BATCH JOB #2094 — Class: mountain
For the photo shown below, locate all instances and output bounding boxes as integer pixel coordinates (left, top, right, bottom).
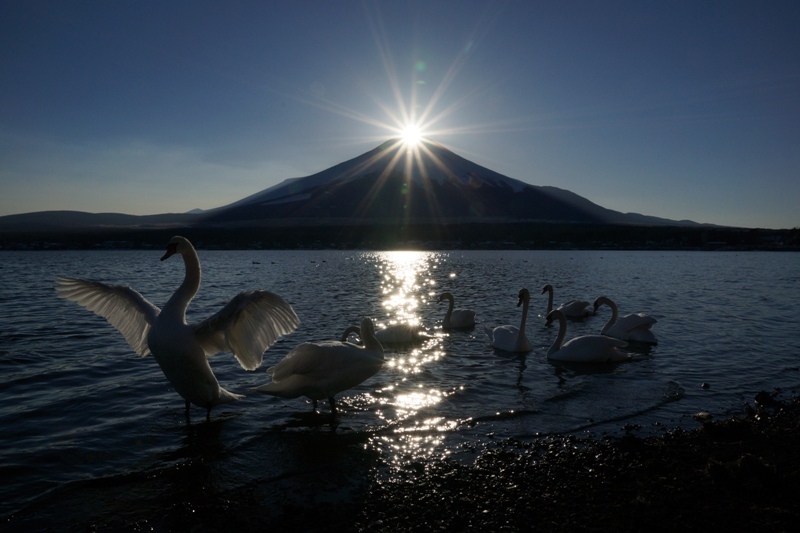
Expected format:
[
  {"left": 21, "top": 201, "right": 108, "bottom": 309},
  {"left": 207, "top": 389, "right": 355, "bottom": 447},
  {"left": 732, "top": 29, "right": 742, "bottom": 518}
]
[
  {"left": 0, "top": 139, "right": 706, "bottom": 237},
  {"left": 202, "top": 140, "right": 696, "bottom": 227},
  {"left": 0, "top": 210, "right": 199, "bottom": 233}
]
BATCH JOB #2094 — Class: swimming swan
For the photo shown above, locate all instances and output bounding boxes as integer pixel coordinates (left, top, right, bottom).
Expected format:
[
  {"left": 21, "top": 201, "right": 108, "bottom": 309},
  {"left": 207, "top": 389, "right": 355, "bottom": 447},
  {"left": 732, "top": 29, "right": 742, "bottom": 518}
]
[
  {"left": 340, "top": 325, "right": 362, "bottom": 343},
  {"left": 438, "top": 292, "right": 476, "bottom": 329},
  {"left": 484, "top": 288, "right": 533, "bottom": 353},
  {"left": 593, "top": 296, "right": 658, "bottom": 345},
  {"left": 374, "top": 322, "right": 432, "bottom": 345},
  {"left": 542, "top": 284, "right": 593, "bottom": 326},
  {"left": 253, "top": 317, "right": 384, "bottom": 413},
  {"left": 546, "top": 309, "right": 628, "bottom": 363},
  {"left": 56, "top": 235, "right": 299, "bottom": 420}
]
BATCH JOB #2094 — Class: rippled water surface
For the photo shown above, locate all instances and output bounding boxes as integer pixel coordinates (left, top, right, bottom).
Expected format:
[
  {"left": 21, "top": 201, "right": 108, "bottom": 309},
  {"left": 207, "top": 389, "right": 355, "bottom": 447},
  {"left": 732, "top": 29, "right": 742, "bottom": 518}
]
[{"left": 1, "top": 249, "right": 799, "bottom": 527}]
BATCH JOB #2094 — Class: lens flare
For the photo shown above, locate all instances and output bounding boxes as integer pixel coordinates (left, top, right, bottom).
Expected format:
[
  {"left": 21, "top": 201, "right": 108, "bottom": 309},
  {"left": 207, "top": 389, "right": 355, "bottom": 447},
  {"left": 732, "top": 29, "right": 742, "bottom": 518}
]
[{"left": 399, "top": 123, "right": 424, "bottom": 147}]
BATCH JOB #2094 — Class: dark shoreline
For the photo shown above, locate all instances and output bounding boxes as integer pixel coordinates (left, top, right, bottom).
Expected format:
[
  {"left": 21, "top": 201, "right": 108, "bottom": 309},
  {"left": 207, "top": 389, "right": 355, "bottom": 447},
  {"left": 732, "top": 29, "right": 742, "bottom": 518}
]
[
  {"left": 352, "top": 391, "right": 800, "bottom": 532},
  {"left": 46, "top": 390, "right": 795, "bottom": 532},
  {"left": 2, "top": 222, "right": 797, "bottom": 252}
]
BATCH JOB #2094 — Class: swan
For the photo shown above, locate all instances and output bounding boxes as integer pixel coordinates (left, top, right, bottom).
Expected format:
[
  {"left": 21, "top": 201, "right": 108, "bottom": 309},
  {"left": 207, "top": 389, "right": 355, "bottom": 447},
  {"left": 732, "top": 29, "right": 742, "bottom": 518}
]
[
  {"left": 593, "top": 296, "right": 658, "bottom": 345},
  {"left": 437, "top": 292, "right": 476, "bottom": 329},
  {"left": 253, "top": 317, "right": 384, "bottom": 413},
  {"left": 546, "top": 309, "right": 629, "bottom": 363},
  {"left": 56, "top": 235, "right": 299, "bottom": 420},
  {"left": 373, "top": 322, "right": 432, "bottom": 345},
  {"left": 340, "top": 325, "right": 361, "bottom": 343},
  {"left": 542, "top": 284, "right": 593, "bottom": 326},
  {"left": 484, "top": 288, "right": 533, "bottom": 353}
]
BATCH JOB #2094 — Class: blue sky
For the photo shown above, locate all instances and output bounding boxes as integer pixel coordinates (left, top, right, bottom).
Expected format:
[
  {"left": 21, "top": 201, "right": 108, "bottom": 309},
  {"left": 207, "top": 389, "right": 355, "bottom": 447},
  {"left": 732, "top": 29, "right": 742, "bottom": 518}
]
[{"left": 1, "top": 1, "right": 798, "bottom": 229}]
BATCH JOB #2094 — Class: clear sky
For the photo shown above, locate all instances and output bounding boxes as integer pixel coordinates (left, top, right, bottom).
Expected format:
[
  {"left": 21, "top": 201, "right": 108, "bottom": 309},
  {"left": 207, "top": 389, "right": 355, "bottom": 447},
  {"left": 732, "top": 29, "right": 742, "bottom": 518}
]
[{"left": 2, "top": 1, "right": 798, "bottom": 229}]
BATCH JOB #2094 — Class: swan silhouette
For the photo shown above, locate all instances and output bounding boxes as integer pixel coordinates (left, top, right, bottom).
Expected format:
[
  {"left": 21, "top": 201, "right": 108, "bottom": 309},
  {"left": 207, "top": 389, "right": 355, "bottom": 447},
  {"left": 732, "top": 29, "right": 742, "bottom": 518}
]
[
  {"left": 593, "top": 296, "right": 658, "bottom": 345},
  {"left": 253, "top": 317, "right": 384, "bottom": 413},
  {"left": 437, "top": 292, "right": 476, "bottom": 329},
  {"left": 340, "top": 325, "right": 362, "bottom": 343},
  {"left": 542, "top": 284, "right": 593, "bottom": 326},
  {"left": 546, "top": 309, "right": 628, "bottom": 363},
  {"left": 374, "top": 322, "right": 432, "bottom": 345},
  {"left": 56, "top": 236, "right": 299, "bottom": 420},
  {"left": 484, "top": 288, "right": 533, "bottom": 353}
]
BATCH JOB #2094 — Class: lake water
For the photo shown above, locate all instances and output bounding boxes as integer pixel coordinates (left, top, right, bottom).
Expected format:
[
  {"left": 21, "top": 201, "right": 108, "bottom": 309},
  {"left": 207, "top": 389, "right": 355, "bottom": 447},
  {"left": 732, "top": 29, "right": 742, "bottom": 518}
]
[{"left": 1, "top": 249, "right": 799, "bottom": 529}]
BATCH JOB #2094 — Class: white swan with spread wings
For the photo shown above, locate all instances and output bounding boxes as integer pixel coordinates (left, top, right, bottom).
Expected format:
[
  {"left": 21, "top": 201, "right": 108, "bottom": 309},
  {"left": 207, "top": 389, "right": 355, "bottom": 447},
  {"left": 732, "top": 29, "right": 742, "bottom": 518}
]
[{"left": 56, "top": 236, "right": 299, "bottom": 420}]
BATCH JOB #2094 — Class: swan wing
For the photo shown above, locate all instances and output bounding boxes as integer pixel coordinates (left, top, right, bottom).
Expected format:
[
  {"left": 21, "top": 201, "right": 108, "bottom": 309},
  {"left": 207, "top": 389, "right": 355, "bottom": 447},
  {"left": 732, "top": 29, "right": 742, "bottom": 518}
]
[
  {"left": 55, "top": 276, "right": 159, "bottom": 357},
  {"left": 558, "top": 300, "right": 591, "bottom": 317},
  {"left": 557, "top": 335, "right": 628, "bottom": 362},
  {"left": 607, "top": 313, "right": 657, "bottom": 339},
  {"left": 450, "top": 309, "right": 476, "bottom": 328},
  {"left": 271, "top": 342, "right": 380, "bottom": 381},
  {"left": 268, "top": 342, "right": 341, "bottom": 381},
  {"left": 256, "top": 342, "right": 381, "bottom": 399},
  {"left": 194, "top": 290, "right": 300, "bottom": 371}
]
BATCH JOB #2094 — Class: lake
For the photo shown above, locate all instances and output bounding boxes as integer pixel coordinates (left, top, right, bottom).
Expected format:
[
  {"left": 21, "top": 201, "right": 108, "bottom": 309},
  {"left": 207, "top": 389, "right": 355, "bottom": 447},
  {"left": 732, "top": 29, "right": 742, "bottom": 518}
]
[{"left": 1, "top": 248, "right": 798, "bottom": 529}]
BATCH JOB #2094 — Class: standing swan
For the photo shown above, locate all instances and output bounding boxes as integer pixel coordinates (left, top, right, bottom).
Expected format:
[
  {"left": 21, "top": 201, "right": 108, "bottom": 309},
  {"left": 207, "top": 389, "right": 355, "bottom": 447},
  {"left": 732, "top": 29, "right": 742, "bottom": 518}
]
[
  {"left": 593, "top": 296, "right": 658, "bottom": 345},
  {"left": 56, "top": 236, "right": 299, "bottom": 420},
  {"left": 546, "top": 309, "right": 628, "bottom": 363},
  {"left": 253, "top": 317, "right": 384, "bottom": 413},
  {"left": 438, "top": 292, "right": 476, "bottom": 329},
  {"left": 484, "top": 288, "right": 533, "bottom": 353}
]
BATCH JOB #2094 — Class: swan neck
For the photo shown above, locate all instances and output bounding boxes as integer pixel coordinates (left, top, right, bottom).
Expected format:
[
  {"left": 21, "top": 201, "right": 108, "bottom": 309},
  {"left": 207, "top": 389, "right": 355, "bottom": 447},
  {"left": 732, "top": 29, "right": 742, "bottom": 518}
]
[
  {"left": 445, "top": 297, "right": 454, "bottom": 319},
  {"left": 519, "top": 297, "right": 530, "bottom": 331},
  {"left": 548, "top": 314, "right": 567, "bottom": 356},
  {"left": 165, "top": 246, "right": 201, "bottom": 317},
  {"left": 600, "top": 299, "right": 618, "bottom": 335},
  {"left": 360, "top": 326, "right": 385, "bottom": 358},
  {"left": 546, "top": 288, "right": 553, "bottom": 313}
]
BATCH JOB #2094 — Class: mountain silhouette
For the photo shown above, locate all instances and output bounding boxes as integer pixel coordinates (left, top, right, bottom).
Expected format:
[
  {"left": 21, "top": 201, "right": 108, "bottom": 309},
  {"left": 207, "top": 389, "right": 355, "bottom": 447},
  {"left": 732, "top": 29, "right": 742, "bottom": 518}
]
[
  {"left": 202, "top": 140, "right": 688, "bottom": 226},
  {"left": 0, "top": 139, "right": 705, "bottom": 238}
]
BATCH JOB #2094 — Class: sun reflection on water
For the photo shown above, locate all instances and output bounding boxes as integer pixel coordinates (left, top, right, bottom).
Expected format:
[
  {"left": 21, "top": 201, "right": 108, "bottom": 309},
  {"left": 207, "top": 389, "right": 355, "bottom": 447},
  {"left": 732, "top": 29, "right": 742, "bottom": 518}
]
[
  {"left": 376, "top": 251, "right": 428, "bottom": 328},
  {"left": 366, "top": 251, "right": 462, "bottom": 466}
]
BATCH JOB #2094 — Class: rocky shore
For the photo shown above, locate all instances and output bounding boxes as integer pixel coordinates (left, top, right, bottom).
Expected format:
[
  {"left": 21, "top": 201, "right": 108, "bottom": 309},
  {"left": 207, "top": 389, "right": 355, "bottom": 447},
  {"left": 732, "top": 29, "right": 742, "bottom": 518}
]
[
  {"left": 29, "top": 391, "right": 798, "bottom": 532},
  {"left": 348, "top": 390, "right": 800, "bottom": 532}
]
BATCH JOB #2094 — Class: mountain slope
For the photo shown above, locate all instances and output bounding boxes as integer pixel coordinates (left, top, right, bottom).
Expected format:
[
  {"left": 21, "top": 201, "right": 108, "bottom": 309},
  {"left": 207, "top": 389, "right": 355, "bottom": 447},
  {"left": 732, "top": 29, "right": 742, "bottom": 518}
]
[
  {"left": 0, "top": 139, "right": 704, "bottom": 234},
  {"left": 204, "top": 140, "right": 689, "bottom": 226}
]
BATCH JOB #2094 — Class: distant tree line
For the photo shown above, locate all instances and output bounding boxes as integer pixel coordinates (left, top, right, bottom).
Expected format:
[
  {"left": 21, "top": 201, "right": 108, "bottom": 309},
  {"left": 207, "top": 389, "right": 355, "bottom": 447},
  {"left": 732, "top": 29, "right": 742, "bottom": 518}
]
[{"left": 1, "top": 223, "right": 796, "bottom": 251}]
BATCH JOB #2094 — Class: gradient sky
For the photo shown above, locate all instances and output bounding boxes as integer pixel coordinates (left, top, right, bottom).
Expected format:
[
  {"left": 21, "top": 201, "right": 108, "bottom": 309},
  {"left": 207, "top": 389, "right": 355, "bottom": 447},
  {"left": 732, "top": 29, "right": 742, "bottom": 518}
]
[{"left": 2, "top": 1, "right": 798, "bottom": 229}]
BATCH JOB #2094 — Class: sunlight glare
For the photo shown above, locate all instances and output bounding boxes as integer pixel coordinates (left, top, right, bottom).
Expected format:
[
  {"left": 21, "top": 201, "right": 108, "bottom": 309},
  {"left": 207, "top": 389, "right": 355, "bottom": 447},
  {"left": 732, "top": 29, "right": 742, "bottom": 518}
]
[{"left": 399, "top": 123, "right": 423, "bottom": 147}]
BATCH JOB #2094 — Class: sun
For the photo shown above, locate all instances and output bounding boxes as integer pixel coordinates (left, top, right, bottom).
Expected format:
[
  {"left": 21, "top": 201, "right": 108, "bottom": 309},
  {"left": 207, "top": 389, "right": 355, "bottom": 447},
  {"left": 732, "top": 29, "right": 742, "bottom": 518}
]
[{"left": 399, "top": 123, "right": 424, "bottom": 147}]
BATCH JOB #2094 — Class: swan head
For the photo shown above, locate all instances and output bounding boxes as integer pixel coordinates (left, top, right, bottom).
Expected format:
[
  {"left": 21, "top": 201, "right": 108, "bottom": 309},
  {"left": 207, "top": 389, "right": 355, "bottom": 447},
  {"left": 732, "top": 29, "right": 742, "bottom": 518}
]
[
  {"left": 360, "top": 317, "right": 376, "bottom": 338},
  {"left": 340, "top": 325, "right": 362, "bottom": 343},
  {"left": 161, "top": 236, "right": 191, "bottom": 261},
  {"left": 592, "top": 296, "right": 613, "bottom": 313},
  {"left": 546, "top": 309, "right": 564, "bottom": 324},
  {"left": 541, "top": 284, "right": 553, "bottom": 295},
  {"left": 517, "top": 288, "right": 530, "bottom": 307},
  {"left": 437, "top": 292, "right": 453, "bottom": 303}
]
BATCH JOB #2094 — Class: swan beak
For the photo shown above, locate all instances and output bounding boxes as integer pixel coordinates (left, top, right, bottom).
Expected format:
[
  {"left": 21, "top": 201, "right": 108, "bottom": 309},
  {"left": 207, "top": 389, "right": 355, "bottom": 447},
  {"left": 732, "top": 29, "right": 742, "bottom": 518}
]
[{"left": 161, "top": 243, "right": 178, "bottom": 261}]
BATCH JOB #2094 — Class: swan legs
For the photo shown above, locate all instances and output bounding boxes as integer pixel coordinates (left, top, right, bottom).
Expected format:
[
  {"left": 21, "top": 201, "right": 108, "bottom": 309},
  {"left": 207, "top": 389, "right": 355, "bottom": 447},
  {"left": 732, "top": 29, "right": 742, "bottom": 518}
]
[
  {"left": 183, "top": 399, "right": 212, "bottom": 422},
  {"left": 311, "top": 397, "right": 339, "bottom": 414}
]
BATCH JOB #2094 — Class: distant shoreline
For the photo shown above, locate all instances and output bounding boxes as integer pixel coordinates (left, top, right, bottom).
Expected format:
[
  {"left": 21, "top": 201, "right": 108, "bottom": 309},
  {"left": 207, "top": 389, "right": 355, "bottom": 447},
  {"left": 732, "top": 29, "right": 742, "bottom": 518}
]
[{"left": 1, "top": 222, "right": 797, "bottom": 251}]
